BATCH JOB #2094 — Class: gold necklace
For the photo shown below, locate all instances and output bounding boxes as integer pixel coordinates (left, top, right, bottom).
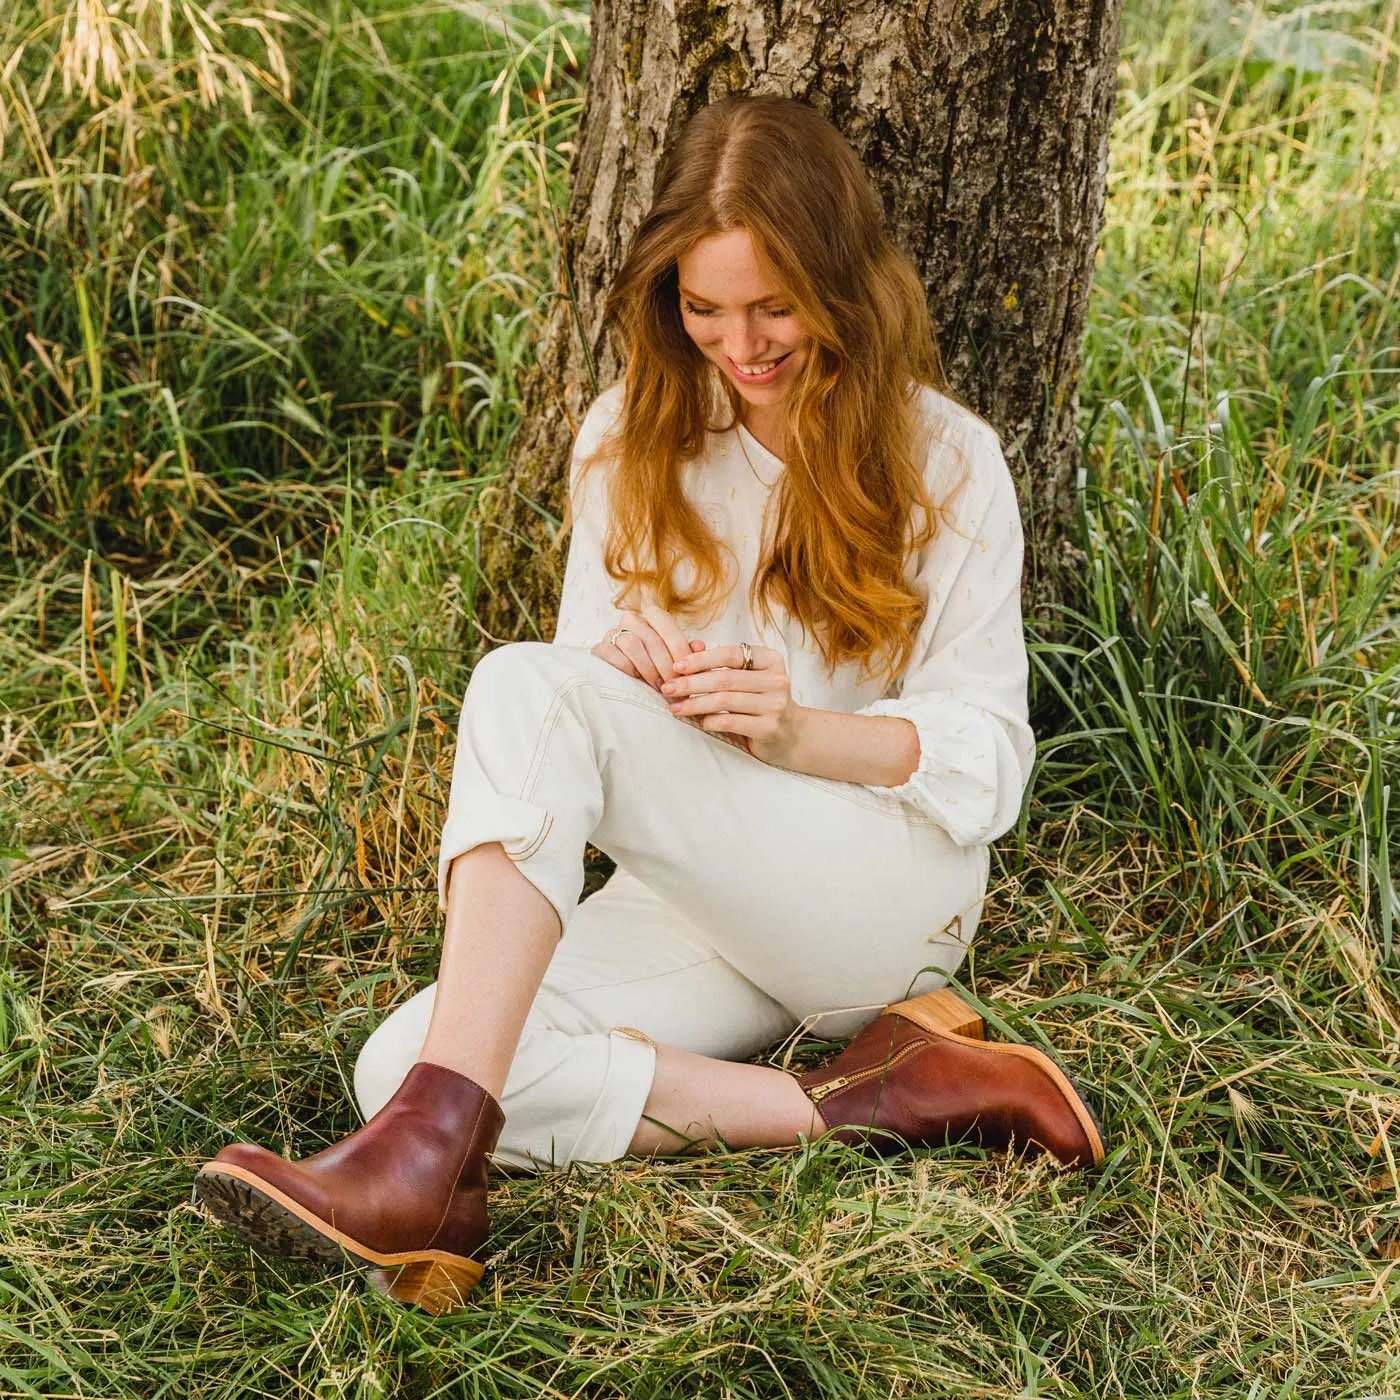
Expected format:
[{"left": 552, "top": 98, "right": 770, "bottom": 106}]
[
  {"left": 735, "top": 420, "right": 768, "bottom": 487},
  {"left": 734, "top": 420, "right": 784, "bottom": 558}
]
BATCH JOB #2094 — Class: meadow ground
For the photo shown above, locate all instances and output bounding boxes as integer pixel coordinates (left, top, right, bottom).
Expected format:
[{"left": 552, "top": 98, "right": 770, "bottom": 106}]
[{"left": 2, "top": 0, "right": 1398, "bottom": 1395}]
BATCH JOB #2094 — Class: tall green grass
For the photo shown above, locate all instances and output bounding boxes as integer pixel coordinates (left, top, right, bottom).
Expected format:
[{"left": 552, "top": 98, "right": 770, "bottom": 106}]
[{"left": 2, "top": 0, "right": 1399, "bottom": 1395}]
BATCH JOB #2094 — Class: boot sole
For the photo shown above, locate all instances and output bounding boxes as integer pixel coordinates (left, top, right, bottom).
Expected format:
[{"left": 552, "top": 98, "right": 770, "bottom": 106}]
[
  {"left": 884, "top": 986, "right": 1107, "bottom": 1168},
  {"left": 194, "top": 1162, "right": 483, "bottom": 1314}
]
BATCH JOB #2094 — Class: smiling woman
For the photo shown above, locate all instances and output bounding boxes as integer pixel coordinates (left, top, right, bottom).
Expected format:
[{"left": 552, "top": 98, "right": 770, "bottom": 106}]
[
  {"left": 676, "top": 235, "right": 809, "bottom": 429},
  {"left": 194, "top": 91, "right": 1104, "bottom": 1317},
  {"left": 563, "top": 97, "right": 974, "bottom": 700}
]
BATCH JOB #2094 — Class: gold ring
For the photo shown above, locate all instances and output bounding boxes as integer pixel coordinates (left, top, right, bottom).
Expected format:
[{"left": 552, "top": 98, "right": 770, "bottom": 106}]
[{"left": 739, "top": 640, "right": 754, "bottom": 670}]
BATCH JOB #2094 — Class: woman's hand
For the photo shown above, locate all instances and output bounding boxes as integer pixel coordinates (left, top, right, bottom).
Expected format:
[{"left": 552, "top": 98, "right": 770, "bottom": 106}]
[
  {"left": 658, "top": 642, "right": 807, "bottom": 766},
  {"left": 590, "top": 605, "right": 706, "bottom": 691}
]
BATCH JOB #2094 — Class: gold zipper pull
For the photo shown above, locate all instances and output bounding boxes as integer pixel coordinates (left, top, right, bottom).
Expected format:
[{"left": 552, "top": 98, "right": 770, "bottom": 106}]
[{"left": 804, "top": 1040, "right": 928, "bottom": 1103}]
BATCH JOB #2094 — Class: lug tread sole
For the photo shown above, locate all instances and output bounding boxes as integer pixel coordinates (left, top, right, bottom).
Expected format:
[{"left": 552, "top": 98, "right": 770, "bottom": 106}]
[{"left": 195, "top": 1162, "right": 483, "bottom": 1313}]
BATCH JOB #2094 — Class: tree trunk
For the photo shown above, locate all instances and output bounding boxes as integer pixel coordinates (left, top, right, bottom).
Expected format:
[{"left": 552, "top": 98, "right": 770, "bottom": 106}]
[{"left": 474, "top": 0, "right": 1123, "bottom": 652}]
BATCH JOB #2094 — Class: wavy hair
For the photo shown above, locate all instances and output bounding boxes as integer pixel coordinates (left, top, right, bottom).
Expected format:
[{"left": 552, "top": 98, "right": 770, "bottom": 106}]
[{"left": 566, "top": 92, "right": 975, "bottom": 692}]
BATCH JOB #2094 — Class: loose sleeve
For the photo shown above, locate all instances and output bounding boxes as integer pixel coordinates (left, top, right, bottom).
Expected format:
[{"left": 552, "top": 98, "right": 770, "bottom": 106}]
[
  {"left": 853, "top": 418, "right": 1037, "bottom": 846},
  {"left": 552, "top": 384, "right": 626, "bottom": 650}
]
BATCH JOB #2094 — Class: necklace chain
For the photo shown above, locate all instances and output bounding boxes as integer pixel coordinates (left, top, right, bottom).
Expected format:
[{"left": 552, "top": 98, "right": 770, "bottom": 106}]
[
  {"left": 734, "top": 421, "right": 783, "bottom": 557},
  {"left": 735, "top": 421, "right": 767, "bottom": 486}
]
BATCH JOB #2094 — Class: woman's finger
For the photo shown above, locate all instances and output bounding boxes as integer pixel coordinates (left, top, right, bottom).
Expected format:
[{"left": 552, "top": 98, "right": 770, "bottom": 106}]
[
  {"left": 593, "top": 611, "right": 707, "bottom": 689},
  {"left": 670, "top": 664, "right": 775, "bottom": 693},
  {"left": 612, "top": 614, "right": 668, "bottom": 688},
  {"left": 594, "top": 624, "right": 648, "bottom": 683},
  {"left": 666, "top": 673, "right": 774, "bottom": 715},
  {"left": 640, "top": 604, "right": 697, "bottom": 677},
  {"left": 674, "top": 642, "right": 782, "bottom": 676},
  {"left": 670, "top": 687, "right": 780, "bottom": 718}
]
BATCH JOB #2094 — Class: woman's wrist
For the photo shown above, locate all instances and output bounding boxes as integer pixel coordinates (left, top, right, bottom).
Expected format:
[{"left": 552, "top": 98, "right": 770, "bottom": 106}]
[
  {"left": 776, "top": 706, "right": 921, "bottom": 787},
  {"left": 757, "top": 701, "right": 816, "bottom": 770}
]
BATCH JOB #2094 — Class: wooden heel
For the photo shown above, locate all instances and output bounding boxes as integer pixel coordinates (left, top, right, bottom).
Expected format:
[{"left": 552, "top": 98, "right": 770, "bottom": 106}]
[
  {"left": 379, "top": 1255, "right": 484, "bottom": 1315},
  {"left": 885, "top": 986, "right": 984, "bottom": 1040}
]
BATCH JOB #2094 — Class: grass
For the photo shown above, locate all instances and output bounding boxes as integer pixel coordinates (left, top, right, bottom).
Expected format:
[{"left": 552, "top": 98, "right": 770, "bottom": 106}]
[{"left": 2, "top": 0, "right": 1398, "bottom": 1394}]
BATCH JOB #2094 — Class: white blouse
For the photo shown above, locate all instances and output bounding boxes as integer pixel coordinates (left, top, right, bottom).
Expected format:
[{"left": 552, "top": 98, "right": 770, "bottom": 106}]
[{"left": 551, "top": 380, "right": 1037, "bottom": 848}]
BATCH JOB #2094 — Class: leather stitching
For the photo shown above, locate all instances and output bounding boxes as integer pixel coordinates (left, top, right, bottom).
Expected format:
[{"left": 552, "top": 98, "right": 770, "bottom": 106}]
[{"left": 424, "top": 1089, "right": 492, "bottom": 1257}]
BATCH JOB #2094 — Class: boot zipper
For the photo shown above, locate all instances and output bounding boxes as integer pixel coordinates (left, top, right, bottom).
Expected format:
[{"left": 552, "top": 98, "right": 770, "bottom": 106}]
[{"left": 806, "top": 1039, "right": 927, "bottom": 1102}]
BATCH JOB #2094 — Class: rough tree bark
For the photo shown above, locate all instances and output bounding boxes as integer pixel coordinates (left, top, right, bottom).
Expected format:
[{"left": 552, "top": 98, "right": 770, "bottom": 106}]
[{"left": 472, "top": 0, "right": 1123, "bottom": 652}]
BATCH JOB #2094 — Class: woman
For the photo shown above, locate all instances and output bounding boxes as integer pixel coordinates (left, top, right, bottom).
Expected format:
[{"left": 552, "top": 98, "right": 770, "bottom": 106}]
[{"left": 195, "top": 93, "right": 1104, "bottom": 1314}]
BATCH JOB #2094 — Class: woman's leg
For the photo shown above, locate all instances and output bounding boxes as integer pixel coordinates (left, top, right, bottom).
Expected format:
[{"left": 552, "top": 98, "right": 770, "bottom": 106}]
[
  {"left": 418, "top": 841, "right": 560, "bottom": 1099},
  {"left": 629, "top": 1044, "right": 819, "bottom": 1153},
  {"left": 420, "top": 847, "right": 820, "bottom": 1149},
  {"left": 354, "top": 862, "right": 815, "bottom": 1170},
  {"left": 417, "top": 845, "right": 819, "bottom": 1145},
  {"left": 399, "top": 641, "right": 984, "bottom": 1156}
]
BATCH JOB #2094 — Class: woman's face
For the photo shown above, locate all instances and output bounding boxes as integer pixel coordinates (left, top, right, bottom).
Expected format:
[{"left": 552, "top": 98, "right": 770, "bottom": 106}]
[{"left": 677, "top": 229, "right": 812, "bottom": 403}]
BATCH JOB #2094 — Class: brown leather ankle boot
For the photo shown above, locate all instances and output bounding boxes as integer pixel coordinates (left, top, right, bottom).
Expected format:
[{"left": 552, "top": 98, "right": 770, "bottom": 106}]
[
  {"left": 195, "top": 1061, "right": 505, "bottom": 1313},
  {"left": 794, "top": 987, "right": 1105, "bottom": 1169}
]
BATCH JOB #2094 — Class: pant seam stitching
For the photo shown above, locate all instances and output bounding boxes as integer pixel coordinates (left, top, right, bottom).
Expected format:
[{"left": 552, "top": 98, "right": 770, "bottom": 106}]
[
  {"left": 556, "top": 952, "right": 725, "bottom": 994},
  {"left": 506, "top": 810, "right": 554, "bottom": 863}
]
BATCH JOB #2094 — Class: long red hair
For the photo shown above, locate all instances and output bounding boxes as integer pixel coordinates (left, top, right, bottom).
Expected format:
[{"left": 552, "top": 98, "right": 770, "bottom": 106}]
[{"left": 567, "top": 93, "right": 975, "bottom": 691}]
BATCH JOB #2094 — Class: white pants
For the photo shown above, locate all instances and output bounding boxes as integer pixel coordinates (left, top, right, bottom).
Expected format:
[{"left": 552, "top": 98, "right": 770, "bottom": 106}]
[{"left": 353, "top": 641, "right": 990, "bottom": 1172}]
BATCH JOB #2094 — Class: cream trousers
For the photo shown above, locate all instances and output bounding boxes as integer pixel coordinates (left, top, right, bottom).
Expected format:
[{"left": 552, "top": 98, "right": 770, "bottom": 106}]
[{"left": 353, "top": 641, "right": 990, "bottom": 1172}]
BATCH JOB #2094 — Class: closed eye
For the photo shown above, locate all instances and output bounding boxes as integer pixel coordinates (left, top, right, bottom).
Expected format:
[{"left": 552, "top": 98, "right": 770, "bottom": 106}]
[{"left": 684, "top": 301, "right": 792, "bottom": 318}]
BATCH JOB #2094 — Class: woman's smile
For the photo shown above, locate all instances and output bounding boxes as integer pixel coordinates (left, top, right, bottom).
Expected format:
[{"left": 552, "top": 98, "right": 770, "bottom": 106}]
[{"left": 727, "top": 351, "right": 792, "bottom": 383}]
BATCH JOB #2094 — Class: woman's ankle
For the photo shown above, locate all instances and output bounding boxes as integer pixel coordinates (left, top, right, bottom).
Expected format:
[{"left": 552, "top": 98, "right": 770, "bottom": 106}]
[{"left": 625, "top": 1045, "right": 819, "bottom": 1155}]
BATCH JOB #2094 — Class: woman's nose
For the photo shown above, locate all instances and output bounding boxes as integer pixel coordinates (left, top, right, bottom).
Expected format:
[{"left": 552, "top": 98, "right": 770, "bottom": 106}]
[
  {"left": 724, "top": 331, "right": 766, "bottom": 361},
  {"left": 716, "top": 314, "right": 767, "bottom": 360}
]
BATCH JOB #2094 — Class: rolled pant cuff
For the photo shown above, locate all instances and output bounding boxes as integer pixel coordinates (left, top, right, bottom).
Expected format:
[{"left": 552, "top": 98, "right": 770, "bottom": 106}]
[
  {"left": 569, "top": 1027, "right": 658, "bottom": 1162},
  {"left": 437, "top": 795, "right": 576, "bottom": 934},
  {"left": 496, "top": 1027, "right": 657, "bottom": 1172}
]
